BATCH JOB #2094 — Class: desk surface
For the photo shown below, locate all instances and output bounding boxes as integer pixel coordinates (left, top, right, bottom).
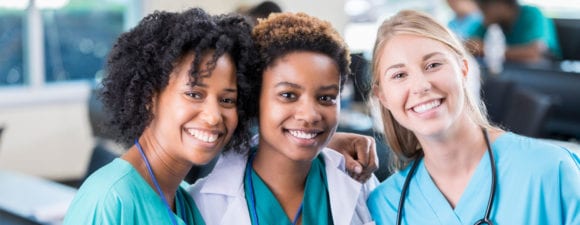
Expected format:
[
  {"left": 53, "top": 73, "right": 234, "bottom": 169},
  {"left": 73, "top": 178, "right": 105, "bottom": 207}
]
[{"left": 0, "top": 170, "right": 76, "bottom": 224}]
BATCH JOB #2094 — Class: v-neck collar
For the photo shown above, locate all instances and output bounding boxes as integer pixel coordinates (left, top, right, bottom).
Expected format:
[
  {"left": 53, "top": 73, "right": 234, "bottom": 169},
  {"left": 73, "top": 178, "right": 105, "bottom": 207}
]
[{"left": 414, "top": 150, "right": 492, "bottom": 225}]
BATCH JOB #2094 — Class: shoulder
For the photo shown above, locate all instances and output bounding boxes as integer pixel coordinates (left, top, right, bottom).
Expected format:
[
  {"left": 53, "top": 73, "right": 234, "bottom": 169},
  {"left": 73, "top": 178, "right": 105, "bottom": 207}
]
[
  {"left": 494, "top": 132, "right": 579, "bottom": 172},
  {"left": 64, "top": 159, "right": 139, "bottom": 224},
  {"left": 367, "top": 163, "right": 413, "bottom": 208},
  {"left": 188, "top": 149, "right": 248, "bottom": 198},
  {"left": 519, "top": 5, "right": 545, "bottom": 20}
]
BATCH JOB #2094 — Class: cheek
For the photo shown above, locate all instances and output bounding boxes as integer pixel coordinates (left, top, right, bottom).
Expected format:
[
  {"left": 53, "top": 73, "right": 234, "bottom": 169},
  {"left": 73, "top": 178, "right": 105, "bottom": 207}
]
[{"left": 378, "top": 84, "right": 404, "bottom": 110}]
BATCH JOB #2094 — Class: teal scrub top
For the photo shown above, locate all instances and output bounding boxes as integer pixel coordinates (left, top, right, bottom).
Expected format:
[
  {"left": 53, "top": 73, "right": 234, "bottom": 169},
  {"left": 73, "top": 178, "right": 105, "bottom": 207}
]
[
  {"left": 244, "top": 154, "right": 334, "bottom": 225},
  {"left": 367, "top": 132, "right": 580, "bottom": 225},
  {"left": 475, "top": 5, "right": 561, "bottom": 58},
  {"left": 448, "top": 12, "right": 483, "bottom": 40},
  {"left": 63, "top": 158, "right": 205, "bottom": 225}
]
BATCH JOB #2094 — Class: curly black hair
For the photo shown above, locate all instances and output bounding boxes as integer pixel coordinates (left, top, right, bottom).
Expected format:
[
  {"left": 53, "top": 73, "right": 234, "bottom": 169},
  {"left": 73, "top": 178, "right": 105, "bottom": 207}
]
[
  {"left": 100, "top": 8, "right": 256, "bottom": 150},
  {"left": 248, "top": 12, "right": 351, "bottom": 119}
]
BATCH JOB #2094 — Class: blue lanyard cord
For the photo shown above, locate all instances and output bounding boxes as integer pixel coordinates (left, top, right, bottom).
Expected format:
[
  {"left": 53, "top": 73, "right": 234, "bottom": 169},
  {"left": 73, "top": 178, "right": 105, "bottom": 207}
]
[
  {"left": 245, "top": 152, "right": 304, "bottom": 225},
  {"left": 135, "top": 139, "right": 182, "bottom": 225}
]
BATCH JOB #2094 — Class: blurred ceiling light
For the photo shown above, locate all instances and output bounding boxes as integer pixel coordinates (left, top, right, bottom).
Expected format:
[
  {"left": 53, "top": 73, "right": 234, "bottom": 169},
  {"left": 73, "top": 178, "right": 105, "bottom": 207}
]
[
  {"left": 345, "top": 0, "right": 372, "bottom": 16},
  {"left": 0, "top": 0, "right": 70, "bottom": 9}
]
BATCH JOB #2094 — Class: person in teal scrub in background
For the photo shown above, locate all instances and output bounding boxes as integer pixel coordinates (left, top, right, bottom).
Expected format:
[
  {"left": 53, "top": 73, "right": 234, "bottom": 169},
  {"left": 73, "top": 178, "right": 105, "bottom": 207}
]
[
  {"left": 446, "top": 0, "right": 483, "bottom": 40},
  {"left": 471, "top": 0, "right": 561, "bottom": 63},
  {"left": 190, "top": 12, "right": 378, "bottom": 225},
  {"left": 366, "top": 10, "right": 579, "bottom": 225}
]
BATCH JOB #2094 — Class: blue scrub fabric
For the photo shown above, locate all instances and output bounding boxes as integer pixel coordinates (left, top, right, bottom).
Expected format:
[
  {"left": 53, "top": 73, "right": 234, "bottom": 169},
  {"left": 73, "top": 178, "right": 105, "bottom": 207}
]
[
  {"left": 448, "top": 12, "right": 483, "bottom": 40},
  {"left": 367, "top": 132, "right": 580, "bottom": 225},
  {"left": 63, "top": 158, "right": 204, "bottom": 225}
]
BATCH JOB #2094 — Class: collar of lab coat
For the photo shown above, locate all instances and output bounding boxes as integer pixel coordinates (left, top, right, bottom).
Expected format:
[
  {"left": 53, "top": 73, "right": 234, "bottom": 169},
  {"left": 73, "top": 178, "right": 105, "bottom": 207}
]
[
  {"left": 199, "top": 147, "right": 364, "bottom": 225},
  {"left": 199, "top": 149, "right": 248, "bottom": 197},
  {"left": 322, "top": 148, "right": 364, "bottom": 225}
]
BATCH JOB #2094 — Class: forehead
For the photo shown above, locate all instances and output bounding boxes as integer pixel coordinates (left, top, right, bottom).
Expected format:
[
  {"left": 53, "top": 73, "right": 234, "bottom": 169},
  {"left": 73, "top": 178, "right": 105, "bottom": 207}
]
[
  {"left": 265, "top": 51, "right": 340, "bottom": 83},
  {"left": 379, "top": 34, "right": 453, "bottom": 63},
  {"left": 172, "top": 52, "right": 237, "bottom": 86}
]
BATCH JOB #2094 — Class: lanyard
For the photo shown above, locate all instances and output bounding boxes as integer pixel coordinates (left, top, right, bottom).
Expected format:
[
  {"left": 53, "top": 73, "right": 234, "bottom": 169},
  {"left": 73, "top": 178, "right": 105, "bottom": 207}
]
[
  {"left": 245, "top": 152, "right": 304, "bottom": 225},
  {"left": 135, "top": 139, "right": 187, "bottom": 225}
]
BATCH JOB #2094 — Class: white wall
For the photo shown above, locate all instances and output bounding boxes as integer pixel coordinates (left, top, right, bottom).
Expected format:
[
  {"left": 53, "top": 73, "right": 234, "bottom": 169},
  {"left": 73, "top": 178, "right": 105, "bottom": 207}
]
[
  {"left": 0, "top": 88, "right": 93, "bottom": 180},
  {"left": 142, "top": 0, "right": 348, "bottom": 34}
]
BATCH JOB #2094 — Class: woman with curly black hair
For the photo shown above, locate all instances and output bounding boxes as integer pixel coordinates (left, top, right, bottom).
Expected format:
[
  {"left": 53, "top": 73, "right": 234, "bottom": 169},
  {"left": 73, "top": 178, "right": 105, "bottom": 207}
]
[
  {"left": 63, "top": 8, "right": 255, "bottom": 225},
  {"left": 63, "top": 7, "right": 378, "bottom": 225},
  {"left": 189, "top": 12, "right": 378, "bottom": 225}
]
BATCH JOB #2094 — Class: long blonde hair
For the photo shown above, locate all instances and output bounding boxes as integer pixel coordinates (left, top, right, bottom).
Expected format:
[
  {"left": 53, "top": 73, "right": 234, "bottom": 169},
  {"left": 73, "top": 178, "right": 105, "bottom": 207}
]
[{"left": 370, "top": 10, "right": 492, "bottom": 169}]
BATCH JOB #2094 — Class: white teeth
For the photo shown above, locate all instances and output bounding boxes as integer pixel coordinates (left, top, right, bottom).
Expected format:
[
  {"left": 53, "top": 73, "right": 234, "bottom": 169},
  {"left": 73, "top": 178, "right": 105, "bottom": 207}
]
[
  {"left": 412, "top": 99, "right": 441, "bottom": 113},
  {"left": 187, "top": 129, "right": 219, "bottom": 143},
  {"left": 288, "top": 130, "right": 318, "bottom": 139}
]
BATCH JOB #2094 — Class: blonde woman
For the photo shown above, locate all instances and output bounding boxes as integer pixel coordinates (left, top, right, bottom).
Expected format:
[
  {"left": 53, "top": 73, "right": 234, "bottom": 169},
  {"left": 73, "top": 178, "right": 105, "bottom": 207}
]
[{"left": 366, "top": 10, "right": 579, "bottom": 225}]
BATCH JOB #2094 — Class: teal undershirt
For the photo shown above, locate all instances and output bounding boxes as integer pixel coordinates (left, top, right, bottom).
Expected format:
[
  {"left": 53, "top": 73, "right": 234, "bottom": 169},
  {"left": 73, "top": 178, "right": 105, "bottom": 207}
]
[{"left": 244, "top": 153, "right": 334, "bottom": 225}]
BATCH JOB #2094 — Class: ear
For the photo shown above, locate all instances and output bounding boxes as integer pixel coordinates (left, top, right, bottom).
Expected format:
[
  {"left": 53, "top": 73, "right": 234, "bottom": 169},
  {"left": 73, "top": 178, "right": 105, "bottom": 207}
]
[
  {"left": 148, "top": 93, "right": 158, "bottom": 114},
  {"left": 460, "top": 58, "right": 469, "bottom": 79}
]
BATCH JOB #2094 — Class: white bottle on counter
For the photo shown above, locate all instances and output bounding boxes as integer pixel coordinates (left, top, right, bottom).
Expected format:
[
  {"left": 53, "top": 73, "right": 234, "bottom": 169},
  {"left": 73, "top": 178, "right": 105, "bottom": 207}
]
[{"left": 484, "top": 23, "right": 506, "bottom": 75}]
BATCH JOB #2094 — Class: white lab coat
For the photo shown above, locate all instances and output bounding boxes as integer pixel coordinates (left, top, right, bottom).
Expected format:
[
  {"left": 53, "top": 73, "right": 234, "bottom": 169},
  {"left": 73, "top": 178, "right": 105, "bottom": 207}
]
[{"left": 188, "top": 148, "right": 378, "bottom": 225}]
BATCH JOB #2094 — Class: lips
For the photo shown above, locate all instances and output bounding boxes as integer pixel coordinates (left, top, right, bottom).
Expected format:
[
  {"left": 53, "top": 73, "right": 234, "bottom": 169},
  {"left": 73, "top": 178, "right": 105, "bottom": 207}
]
[
  {"left": 410, "top": 99, "right": 442, "bottom": 113},
  {"left": 186, "top": 128, "right": 221, "bottom": 143}
]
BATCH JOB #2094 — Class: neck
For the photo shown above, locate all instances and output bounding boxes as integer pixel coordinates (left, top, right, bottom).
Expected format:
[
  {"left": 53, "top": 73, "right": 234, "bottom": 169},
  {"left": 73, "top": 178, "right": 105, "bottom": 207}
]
[
  {"left": 252, "top": 142, "right": 311, "bottom": 220},
  {"left": 419, "top": 117, "right": 486, "bottom": 176},
  {"left": 122, "top": 133, "right": 192, "bottom": 210},
  {"left": 252, "top": 147, "right": 311, "bottom": 195}
]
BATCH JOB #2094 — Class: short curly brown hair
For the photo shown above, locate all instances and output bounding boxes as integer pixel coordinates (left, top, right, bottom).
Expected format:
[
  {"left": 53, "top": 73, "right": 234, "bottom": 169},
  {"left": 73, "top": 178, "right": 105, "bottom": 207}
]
[{"left": 248, "top": 12, "right": 351, "bottom": 119}]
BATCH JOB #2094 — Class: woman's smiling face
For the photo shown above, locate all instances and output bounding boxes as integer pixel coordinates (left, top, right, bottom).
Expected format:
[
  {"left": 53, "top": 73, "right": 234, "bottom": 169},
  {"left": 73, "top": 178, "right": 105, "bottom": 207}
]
[
  {"left": 375, "top": 34, "right": 468, "bottom": 139},
  {"left": 147, "top": 52, "right": 238, "bottom": 165},
  {"left": 258, "top": 51, "right": 341, "bottom": 163}
]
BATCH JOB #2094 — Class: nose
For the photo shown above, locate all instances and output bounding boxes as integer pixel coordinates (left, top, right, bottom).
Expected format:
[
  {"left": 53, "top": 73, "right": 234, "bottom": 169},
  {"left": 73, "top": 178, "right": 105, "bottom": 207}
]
[
  {"left": 410, "top": 73, "right": 432, "bottom": 95},
  {"left": 294, "top": 98, "right": 322, "bottom": 124},
  {"left": 200, "top": 99, "right": 223, "bottom": 126}
]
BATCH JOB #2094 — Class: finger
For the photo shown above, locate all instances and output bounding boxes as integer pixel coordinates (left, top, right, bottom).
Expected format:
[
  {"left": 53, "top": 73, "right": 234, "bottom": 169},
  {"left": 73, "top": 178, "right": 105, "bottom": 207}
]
[
  {"left": 347, "top": 159, "right": 364, "bottom": 175},
  {"left": 365, "top": 137, "right": 379, "bottom": 172},
  {"left": 354, "top": 137, "right": 371, "bottom": 167}
]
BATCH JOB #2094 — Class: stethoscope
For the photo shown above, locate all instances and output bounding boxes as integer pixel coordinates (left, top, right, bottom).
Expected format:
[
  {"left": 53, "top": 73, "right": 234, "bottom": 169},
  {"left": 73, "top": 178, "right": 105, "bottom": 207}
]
[{"left": 396, "top": 128, "right": 497, "bottom": 225}]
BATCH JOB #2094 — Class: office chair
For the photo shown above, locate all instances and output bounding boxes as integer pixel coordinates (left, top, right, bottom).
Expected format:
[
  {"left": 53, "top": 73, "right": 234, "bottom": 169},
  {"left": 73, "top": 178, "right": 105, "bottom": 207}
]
[
  {"left": 500, "top": 87, "right": 552, "bottom": 138},
  {"left": 481, "top": 77, "right": 515, "bottom": 124}
]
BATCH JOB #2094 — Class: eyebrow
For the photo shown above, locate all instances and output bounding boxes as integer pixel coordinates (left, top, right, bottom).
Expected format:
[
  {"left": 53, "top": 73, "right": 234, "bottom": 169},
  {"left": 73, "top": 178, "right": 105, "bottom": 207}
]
[
  {"left": 275, "top": 82, "right": 302, "bottom": 89},
  {"left": 186, "top": 82, "right": 237, "bottom": 92},
  {"left": 274, "top": 82, "right": 339, "bottom": 91},
  {"left": 382, "top": 52, "right": 446, "bottom": 76},
  {"left": 423, "top": 52, "right": 445, "bottom": 61}
]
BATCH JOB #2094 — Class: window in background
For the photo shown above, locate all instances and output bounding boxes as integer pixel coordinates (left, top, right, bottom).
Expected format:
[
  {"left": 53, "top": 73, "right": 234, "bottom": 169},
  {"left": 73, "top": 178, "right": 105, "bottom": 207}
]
[
  {"left": 43, "top": 2, "right": 125, "bottom": 83},
  {"left": 521, "top": 0, "right": 580, "bottom": 18},
  {"left": 0, "top": 7, "right": 24, "bottom": 86},
  {"left": 343, "top": 0, "right": 448, "bottom": 56},
  {"left": 0, "top": 0, "right": 132, "bottom": 87}
]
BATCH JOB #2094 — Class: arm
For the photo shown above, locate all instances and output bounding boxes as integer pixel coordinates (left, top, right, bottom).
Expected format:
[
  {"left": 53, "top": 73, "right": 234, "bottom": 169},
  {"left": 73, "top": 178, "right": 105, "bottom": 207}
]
[
  {"left": 505, "top": 41, "right": 546, "bottom": 63},
  {"left": 327, "top": 132, "right": 378, "bottom": 182}
]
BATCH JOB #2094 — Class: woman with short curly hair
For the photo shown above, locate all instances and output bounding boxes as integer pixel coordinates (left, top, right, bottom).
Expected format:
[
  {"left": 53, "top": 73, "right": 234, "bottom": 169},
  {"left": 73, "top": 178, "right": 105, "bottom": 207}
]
[
  {"left": 189, "top": 12, "right": 378, "bottom": 225},
  {"left": 63, "top": 8, "right": 255, "bottom": 225}
]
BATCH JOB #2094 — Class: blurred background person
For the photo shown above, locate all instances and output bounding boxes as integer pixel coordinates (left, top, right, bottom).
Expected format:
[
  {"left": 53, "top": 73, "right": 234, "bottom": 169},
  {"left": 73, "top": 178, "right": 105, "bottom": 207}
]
[
  {"left": 470, "top": 0, "right": 561, "bottom": 64},
  {"left": 446, "top": 0, "right": 483, "bottom": 41},
  {"left": 238, "top": 1, "right": 282, "bottom": 26}
]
